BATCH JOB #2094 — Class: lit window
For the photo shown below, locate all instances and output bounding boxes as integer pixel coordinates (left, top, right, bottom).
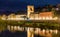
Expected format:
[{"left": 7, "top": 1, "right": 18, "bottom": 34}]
[
  {"left": 39, "top": 17, "right": 42, "bottom": 20},
  {"left": 35, "top": 17, "right": 38, "bottom": 20},
  {"left": 46, "top": 17, "right": 49, "bottom": 20},
  {"left": 42, "top": 17, "right": 45, "bottom": 20},
  {"left": 49, "top": 17, "right": 52, "bottom": 20}
]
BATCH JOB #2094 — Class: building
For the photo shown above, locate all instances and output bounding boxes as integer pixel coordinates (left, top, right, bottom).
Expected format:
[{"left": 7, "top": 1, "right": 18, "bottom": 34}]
[
  {"left": 29, "top": 12, "right": 39, "bottom": 20},
  {"left": 7, "top": 13, "right": 27, "bottom": 20},
  {"left": 15, "top": 14, "right": 26, "bottom": 20},
  {"left": 1, "top": 14, "right": 7, "bottom": 20},
  {"left": 7, "top": 13, "right": 16, "bottom": 20},
  {"left": 28, "top": 5, "right": 58, "bottom": 20},
  {"left": 1, "top": 5, "right": 58, "bottom": 20},
  {"left": 29, "top": 12, "right": 58, "bottom": 20},
  {"left": 39, "top": 12, "right": 53, "bottom": 20},
  {"left": 27, "top": 5, "right": 34, "bottom": 18}
]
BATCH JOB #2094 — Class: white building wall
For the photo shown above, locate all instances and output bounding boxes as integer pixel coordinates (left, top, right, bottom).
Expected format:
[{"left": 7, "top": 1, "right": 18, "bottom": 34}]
[{"left": 7, "top": 18, "right": 25, "bottom": 20}]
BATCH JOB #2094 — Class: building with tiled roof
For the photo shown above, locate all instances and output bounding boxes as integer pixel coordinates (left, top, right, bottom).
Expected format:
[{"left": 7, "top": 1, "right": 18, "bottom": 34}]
[{"left": 1, "top": 5, "right": 58, "bottom": 20}]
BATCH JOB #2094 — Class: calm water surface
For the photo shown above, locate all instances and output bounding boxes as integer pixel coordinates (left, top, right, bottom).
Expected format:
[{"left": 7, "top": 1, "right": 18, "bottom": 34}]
[{"left": 0, "top": 30, "right": 41, "bottom": 37}]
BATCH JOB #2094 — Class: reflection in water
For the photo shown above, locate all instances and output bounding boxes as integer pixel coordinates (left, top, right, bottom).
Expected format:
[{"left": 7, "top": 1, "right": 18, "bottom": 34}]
[
  {"left": 7, "top": 25, "right": 59, "bottom": 37},
  {"left": 0, "top": 30, "right": 41, "bottom": 37},
  {"left": 0, "top": 25, "right": 60, "bottom": 37}
]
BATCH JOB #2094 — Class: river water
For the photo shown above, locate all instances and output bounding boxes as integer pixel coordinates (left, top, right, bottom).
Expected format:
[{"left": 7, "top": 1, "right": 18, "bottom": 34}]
[
  {"left": 0, "top": 25, "right": 59, "bottom": 37},
  {"left": 0, "top": 30, "right": 27, "bottom": 37},
  {"left": 0, "top": 30, "right": 41, "bottom": 37}
]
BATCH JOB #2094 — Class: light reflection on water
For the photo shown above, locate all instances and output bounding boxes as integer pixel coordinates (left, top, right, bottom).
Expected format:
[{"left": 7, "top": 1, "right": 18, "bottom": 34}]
[
  {"left": 7, "top": 25, "right": 60, "bottom": 37},
  {"left": 0, "top": 25, "right": 60, "bottom": 37},
  {"left": 0, "top": 30, "right": 41, "bottom": 37},
  {"left": 0, "top": 30, "right": 59, "bottom": 37}
]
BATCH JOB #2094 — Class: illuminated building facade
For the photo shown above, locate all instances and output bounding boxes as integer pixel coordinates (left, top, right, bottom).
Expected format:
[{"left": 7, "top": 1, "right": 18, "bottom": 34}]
[
  {"left": 27, "top": 5, "right": 34, "bottom": 18},
  {"left": 1, "top": 5, "right": 58, "bottom": 20}
]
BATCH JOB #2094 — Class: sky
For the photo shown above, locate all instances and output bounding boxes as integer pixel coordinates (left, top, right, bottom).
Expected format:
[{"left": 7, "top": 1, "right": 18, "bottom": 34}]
[{"left": 0, "top": 0, "right": 60, "bottom": 12}]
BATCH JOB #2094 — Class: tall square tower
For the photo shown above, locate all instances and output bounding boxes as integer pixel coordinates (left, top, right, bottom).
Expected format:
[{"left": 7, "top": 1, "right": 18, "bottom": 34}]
[{"left": 27, "top": 5, "right": 34, "bottom": 18}]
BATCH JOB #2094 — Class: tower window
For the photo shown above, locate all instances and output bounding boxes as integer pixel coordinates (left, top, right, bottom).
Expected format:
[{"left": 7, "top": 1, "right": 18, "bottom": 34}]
[{"left": 30, "top": 8, "right": 33, "bottom": 11}]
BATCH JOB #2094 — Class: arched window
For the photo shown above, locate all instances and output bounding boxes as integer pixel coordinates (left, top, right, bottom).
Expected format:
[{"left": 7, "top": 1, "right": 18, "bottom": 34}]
[{"left": 30, "top": 8, "right": 33, "bottom": 11}]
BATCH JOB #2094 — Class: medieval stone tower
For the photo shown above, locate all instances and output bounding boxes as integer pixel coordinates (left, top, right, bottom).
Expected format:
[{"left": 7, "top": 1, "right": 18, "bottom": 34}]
[{"left": 27, "top": 5, "right": 34, "bottom": 18}]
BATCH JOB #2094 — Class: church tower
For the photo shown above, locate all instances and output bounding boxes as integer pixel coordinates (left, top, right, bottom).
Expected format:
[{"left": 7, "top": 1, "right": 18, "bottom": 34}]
[{"left": 27, "top": 5, "right": 34, "bottom": 18}]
